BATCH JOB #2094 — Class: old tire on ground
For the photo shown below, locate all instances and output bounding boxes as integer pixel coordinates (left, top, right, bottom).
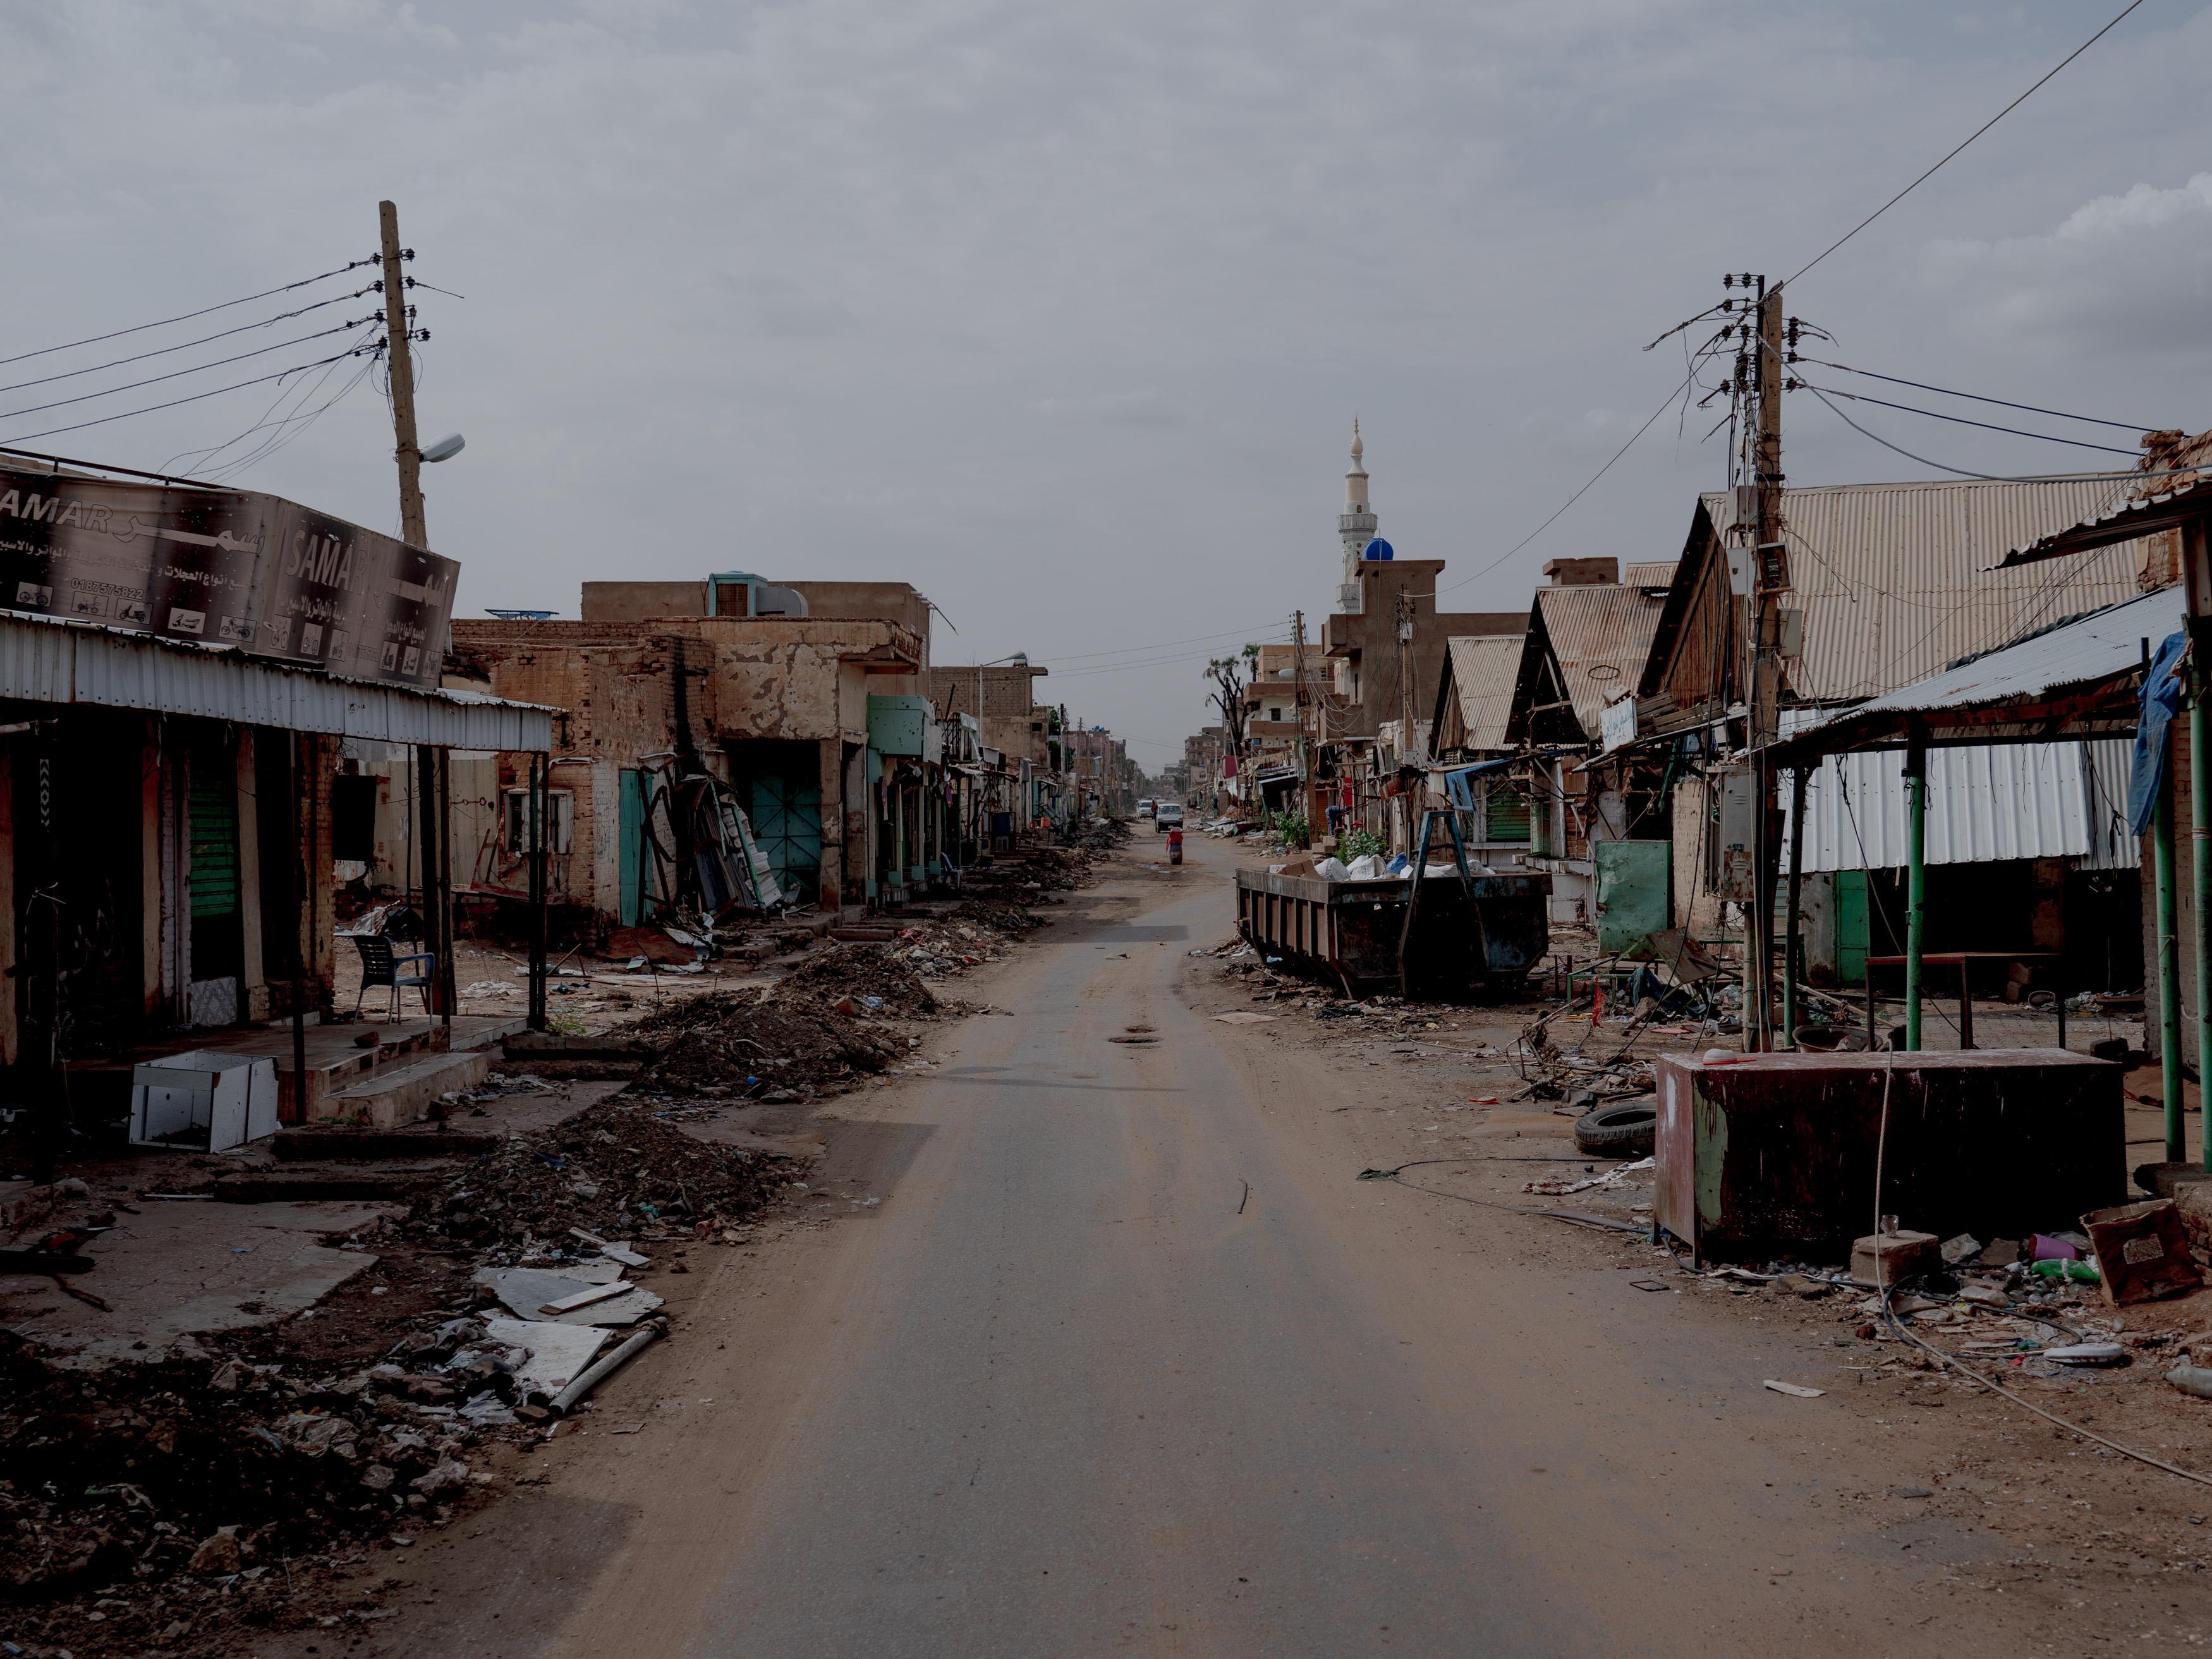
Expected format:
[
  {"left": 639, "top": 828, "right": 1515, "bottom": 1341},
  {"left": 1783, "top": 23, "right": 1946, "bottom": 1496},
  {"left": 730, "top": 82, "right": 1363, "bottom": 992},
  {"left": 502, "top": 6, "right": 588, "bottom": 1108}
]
[{"left": 1573, "top": 1100, "right": 1656, "bottom": 1158}]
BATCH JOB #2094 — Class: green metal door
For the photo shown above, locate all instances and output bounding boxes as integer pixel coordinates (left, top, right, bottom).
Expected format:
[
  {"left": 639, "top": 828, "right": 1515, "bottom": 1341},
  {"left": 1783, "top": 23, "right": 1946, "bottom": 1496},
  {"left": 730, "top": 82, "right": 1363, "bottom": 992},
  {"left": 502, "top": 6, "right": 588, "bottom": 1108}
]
[
  {"left": 188, "top": 743, "right": 243, "bottom": 979},
  {"left": 1835, "top": 870, "right": 1869, "bottom": 987},
  {"left": 618, "top": 770, "right": 645, "bottom": 927},
  {"left": 750, "top": 773, "right": 822, "bottom": 900},
  {"left": 1593, "top": 839, "right": 1670, "bottom": 956}
]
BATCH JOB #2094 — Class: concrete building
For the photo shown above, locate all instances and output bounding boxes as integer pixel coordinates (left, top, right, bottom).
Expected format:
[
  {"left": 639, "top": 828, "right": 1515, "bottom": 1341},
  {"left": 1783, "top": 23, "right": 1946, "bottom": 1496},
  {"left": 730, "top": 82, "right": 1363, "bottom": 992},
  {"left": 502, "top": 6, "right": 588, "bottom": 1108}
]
[{"left": 433, "top": 574, "right": 937, "bottom": 922}]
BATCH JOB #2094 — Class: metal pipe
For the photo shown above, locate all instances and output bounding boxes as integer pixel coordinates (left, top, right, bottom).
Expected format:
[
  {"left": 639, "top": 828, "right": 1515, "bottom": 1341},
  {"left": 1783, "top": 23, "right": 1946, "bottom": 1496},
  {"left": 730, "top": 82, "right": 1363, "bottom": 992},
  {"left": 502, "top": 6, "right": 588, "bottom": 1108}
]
[
  {"left": 2157, "top": 759, "right": 2185, "bottom": 1163},
  {"left": 1904, "top": 736, "right": 1927, "bottom": 1053},
  {"left": 2195, "top": 659, "right": 2212, "bottom": 1171}
]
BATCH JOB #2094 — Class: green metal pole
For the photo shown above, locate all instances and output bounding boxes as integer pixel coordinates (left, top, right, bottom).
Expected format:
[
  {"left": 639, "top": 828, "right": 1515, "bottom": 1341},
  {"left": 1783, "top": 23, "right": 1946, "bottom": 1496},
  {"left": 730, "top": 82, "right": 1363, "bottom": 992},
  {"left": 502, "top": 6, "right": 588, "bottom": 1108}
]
[
  {"left": 2196, "top": 665, "right": 2212, "bottom": 1172},
  {"left": 1782, "top": 766, "right": 1806, "bottom": 1050},
  {"left": 2158, "top": 753, "right": 2186, "bottom": 1164},
  {"left": 1904, "top": 742, "right": 1926, "bottom": 1053}
]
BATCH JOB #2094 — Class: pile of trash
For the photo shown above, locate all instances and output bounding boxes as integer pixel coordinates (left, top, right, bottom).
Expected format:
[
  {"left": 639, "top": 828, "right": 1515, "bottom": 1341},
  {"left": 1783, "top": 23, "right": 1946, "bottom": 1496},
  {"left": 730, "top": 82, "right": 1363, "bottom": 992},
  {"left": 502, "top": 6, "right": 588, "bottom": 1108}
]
[
  {"left": 1076, "top": 817, "right": 1132, "bottom": 850},
  {"left": 954, "top": 897, "right": 1044, "bottom": 934},
  {"left": 627, "top": 992, "right": 902, "bottom": 1098},
  {"left": 0, "top": 1327, "right": 497, "bottom": 1622},
  {"left": 771, "top": 942, "right": 940, "bottom": 1018},
  {"left": 394, "top": 1095, "right": 799, "bottom": 1247}
]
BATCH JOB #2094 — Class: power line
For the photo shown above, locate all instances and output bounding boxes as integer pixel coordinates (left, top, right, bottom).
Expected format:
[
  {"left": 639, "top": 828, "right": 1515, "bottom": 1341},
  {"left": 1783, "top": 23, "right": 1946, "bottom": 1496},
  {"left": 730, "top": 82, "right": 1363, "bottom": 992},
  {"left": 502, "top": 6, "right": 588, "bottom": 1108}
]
[
  {"left": 1042, "top": 620, "right": 1296, "bottom": 664},
  {"left": 1435, "top": 367, "right": 1699, "bottom": 599},
  {"left": 0, "top": 258, "right": 376, "bottom": 370},
  {"left": 1793, "top": 378, "right": 2158, "bottom": 484},
  {"left": 1780, "top": 0, "right": 2148, "bottom": 291},
  {"left": 1048, "top": 632, "right": 1293, "bottom": 680},
  {"left": 1798, "top": 357, "right": 2160, "bottom": 434},
  {"left": 1, "top": 340, "right": 384, "bottom": 446},
  {"left": 0, "top": 319, "right": 378, "bottom": 424},
  {"left": 198, "top": 354, "right": 382, "bottom": 483},
  {"left": 1796, "top": 383, "right": 2142, "bottom": 457},
  {"left": 0, "top": 285, "right": 379, "bottom": 398}
]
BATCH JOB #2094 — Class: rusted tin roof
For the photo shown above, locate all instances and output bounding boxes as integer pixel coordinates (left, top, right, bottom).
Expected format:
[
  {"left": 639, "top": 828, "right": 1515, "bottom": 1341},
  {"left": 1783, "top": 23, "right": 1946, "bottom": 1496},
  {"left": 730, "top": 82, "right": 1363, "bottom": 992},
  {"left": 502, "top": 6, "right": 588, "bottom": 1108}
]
[
  {"left": 1441, "top": 634, "right": 1522, "bottom": 751},
  {"left": 1692, "top": 478, "right": 2154, "bottom": 701},
  {"left": 1534, "top": 581, "right": 1672, "bottom": 738}
]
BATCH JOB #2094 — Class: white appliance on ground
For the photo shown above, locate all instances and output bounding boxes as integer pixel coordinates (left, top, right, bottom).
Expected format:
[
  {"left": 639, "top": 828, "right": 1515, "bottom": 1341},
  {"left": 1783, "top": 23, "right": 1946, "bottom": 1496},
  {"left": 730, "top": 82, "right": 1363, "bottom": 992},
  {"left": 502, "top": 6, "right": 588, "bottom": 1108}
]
[{"left": 130, "top": 1050, "right": 280, "bottom": 1153}]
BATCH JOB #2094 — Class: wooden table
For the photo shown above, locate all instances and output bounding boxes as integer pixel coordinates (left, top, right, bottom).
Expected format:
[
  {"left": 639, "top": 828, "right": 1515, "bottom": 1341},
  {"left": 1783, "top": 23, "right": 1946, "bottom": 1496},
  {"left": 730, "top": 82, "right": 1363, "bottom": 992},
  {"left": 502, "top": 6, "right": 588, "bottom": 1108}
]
[{"left": 1864, "top": 951, "right": 2061, "bottom": 1049}]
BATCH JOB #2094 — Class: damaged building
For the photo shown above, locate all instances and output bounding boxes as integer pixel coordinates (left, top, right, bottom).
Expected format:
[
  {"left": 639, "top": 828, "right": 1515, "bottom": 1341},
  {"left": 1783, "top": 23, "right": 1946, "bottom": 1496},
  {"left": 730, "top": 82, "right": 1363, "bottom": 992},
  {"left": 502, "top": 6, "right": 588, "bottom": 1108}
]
[{"left": 429, "top": 574, "right": 942, "bottom": 924}]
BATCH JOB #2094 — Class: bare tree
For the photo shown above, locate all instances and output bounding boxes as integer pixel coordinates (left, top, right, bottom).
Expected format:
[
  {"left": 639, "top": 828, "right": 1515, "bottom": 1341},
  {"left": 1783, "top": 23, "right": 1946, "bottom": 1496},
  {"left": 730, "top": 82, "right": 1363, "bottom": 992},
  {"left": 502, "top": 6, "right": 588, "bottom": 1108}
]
[{"left": 1204, "top": 644, "right": 1258, "bottom": 762}]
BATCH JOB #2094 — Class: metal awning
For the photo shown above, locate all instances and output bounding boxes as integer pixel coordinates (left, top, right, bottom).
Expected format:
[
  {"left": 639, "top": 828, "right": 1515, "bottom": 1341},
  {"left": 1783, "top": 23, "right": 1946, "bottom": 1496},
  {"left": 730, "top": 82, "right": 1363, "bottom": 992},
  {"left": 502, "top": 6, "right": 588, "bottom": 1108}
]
[
  {"left": 1768, "top": 584, "right": 2181, "bottom": 765},
  {"left": 1994, "top": 476, "right": 2212, "bottom": 569},
  {"left": 0, "top": 611, "right": 556, "bottom": 749}
]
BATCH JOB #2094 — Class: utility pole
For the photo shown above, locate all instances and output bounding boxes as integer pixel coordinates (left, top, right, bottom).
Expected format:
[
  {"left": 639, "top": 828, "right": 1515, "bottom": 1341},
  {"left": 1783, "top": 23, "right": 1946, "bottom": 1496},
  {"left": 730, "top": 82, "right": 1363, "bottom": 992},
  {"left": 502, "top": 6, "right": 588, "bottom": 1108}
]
[
  {"left": 1396, "top": 589, "right": 1418, "bottom": 760},
  {"left": 1726, "top": 272, "right": 1788, "bottom": 1051},
  {"left": 1291, "top": 610, "right": 1314, "bottom": 833},
  {"left": 377, "top": 200, "right": 427, "bottom": 549}
]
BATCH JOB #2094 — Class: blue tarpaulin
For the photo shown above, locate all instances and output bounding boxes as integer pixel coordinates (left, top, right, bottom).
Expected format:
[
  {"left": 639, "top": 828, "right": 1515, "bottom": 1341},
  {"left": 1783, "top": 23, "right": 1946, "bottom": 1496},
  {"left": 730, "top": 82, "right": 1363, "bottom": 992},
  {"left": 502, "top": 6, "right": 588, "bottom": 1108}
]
[
  {"left": 1442, "top": 757, "right": 1517, "bottom": 812},
  {"left": 2128, "top": 629, "right": 2189, "bottom": 836}
]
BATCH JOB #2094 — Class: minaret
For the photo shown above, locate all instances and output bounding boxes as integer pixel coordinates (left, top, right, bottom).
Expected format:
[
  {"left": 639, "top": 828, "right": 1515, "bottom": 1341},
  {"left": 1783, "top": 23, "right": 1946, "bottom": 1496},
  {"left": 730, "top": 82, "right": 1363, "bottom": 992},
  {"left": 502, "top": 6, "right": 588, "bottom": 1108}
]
[{"left": 1339, "top": 419, "right": 1378, "bottom": 584}]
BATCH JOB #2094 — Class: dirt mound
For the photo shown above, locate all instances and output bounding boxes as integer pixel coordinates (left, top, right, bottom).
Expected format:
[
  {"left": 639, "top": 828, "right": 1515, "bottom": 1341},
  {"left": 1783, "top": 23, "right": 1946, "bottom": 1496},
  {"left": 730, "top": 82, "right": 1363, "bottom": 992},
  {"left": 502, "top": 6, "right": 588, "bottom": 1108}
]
[
  {"left": 954, "top": 897, "right": 1044, "bottom": 933},
  {"left": 628, "top": 992, "right": 901, "bottom": 1098},
  {"left": 770, "top": 942, "right": 939, "bottom": 1017},
  {"left": 398, "top": 1093, "right": 799, "bottom": 1247}
]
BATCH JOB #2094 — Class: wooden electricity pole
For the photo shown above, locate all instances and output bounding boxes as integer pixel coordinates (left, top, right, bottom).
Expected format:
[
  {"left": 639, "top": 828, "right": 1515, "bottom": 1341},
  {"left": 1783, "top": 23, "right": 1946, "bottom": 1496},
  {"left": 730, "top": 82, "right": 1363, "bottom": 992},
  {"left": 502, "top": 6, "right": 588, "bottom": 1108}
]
[
  {"left": 378, "top": 200, "right": 427, "bottom": 549},
  {"left": 1746, "top": 278, "right": 1787, "bottom": 1048},
  {"left": 380, "top": 200, "right": 453, "bottom": 1015}
]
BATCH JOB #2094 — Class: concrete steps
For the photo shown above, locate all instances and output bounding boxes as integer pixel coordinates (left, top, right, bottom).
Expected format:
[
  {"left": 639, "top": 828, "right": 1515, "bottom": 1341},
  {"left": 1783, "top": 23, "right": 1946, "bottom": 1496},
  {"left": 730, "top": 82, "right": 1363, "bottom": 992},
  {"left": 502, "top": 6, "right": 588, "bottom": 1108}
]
[{"left": 319, "top": 1048, "right": 490, "bottom": 1129}]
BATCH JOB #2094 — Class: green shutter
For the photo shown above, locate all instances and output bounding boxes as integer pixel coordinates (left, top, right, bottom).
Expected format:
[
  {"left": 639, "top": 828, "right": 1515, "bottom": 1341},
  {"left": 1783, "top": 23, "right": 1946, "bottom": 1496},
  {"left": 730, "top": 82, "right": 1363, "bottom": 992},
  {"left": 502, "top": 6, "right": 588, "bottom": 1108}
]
[
  {"left": 189, "top": 758, "right": 240, "bottom": 920},
  {"left": 1483, "top": 782, "right": 1531, "bottom": 844}
]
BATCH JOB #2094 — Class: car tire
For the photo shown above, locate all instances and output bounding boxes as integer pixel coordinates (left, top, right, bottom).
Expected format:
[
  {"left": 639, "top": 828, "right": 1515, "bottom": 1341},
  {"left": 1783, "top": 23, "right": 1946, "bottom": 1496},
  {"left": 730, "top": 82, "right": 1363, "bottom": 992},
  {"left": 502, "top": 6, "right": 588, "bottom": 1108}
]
[{"left": 1572, "top": 1100, "right": 1656, "bottom": 1158}]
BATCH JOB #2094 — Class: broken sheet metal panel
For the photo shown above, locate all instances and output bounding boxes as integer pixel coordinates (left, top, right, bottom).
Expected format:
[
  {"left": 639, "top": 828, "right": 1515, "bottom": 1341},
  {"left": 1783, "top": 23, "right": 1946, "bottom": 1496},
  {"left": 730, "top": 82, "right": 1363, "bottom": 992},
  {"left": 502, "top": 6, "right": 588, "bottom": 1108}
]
[
  {"left": 1785, "top": 741, "right": 2130, "bottom": 873},
  {"left": 1592, "top": 840, "right": 1669, "bottom": 955},
  {"left": 1654, "top": 1050, "right": 2124, "bottom": 1265},
  {"left": 1233, "top": 868, "right": 1550, "bottom": 997}
]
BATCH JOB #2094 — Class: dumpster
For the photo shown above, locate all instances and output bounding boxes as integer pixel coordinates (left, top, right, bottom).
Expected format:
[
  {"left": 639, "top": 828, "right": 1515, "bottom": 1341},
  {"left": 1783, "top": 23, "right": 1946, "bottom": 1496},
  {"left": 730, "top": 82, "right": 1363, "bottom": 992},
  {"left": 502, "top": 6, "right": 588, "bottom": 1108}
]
[{"left": 1233, "top": 867, "right": 1550, "bottom": 999}]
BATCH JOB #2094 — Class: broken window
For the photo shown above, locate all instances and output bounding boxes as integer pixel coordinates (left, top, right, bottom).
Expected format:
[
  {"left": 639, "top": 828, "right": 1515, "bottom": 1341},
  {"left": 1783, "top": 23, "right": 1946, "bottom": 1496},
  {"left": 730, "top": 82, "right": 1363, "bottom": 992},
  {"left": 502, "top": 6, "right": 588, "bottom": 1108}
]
[{"left": 503, "top": 787, "right": 574, "bottom": 855}]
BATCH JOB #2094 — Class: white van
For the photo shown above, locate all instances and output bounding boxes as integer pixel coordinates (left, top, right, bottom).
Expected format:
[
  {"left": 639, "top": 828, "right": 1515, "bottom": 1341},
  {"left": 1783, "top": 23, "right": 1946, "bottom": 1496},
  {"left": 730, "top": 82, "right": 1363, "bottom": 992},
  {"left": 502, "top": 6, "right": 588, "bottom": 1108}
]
[{"left": 1138, "top": 799, "right": 1156, "bottom": 820}]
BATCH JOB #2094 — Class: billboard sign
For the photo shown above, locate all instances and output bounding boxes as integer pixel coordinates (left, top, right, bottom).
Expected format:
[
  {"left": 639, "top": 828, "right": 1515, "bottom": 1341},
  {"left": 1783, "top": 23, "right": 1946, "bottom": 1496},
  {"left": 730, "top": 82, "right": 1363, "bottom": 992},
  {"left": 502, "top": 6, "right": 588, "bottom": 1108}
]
[{"left": 0, "top": 465, "right": 457, "bottom": 688}]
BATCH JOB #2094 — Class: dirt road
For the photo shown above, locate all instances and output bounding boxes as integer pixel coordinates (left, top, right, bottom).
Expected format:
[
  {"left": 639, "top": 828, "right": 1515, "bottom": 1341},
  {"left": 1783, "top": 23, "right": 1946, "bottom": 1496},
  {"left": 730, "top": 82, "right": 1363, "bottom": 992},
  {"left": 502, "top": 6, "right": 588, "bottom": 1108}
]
[{"left": 281, "top": 837, "right": 2209, "bottom": 1656}]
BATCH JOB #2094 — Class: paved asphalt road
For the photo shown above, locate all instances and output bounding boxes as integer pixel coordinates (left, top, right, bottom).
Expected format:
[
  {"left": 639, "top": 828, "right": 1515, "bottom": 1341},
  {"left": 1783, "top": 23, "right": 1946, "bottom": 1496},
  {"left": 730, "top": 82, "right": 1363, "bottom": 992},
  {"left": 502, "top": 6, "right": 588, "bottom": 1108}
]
[{"left": 293, "top": 839, "right": 2022, "bottom": 1658}]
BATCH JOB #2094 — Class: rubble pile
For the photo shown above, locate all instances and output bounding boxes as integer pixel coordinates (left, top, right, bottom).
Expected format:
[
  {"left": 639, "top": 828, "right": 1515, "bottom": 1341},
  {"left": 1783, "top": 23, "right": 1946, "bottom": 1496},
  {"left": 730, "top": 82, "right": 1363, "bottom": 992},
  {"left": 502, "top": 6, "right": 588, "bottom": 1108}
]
[
  {"left": 954, "top": 897, "right": 1045, "bottom": 934},
  {"left": 1076, "top": 816, "right": 1133, "bottom": 850},
  {"left": 628, "top": 992, "right": 902, "bottom": 1098},
  {"left": 396, "top": 1095, "right": 799, "bottom": 1248},
  {"left": 0, "top": 1323, "right": 523, "bottom": 1631},
  {"left": 771, "top": 942, "right": 940, "bottom": 1018}
]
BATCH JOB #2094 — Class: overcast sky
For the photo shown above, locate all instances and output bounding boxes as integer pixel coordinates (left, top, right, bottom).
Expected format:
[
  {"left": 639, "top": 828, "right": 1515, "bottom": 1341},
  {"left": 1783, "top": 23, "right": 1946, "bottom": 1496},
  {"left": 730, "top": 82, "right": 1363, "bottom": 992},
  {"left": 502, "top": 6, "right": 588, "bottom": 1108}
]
[{"left": 5, "top": 0, "right": 2210, "bottom": 766}]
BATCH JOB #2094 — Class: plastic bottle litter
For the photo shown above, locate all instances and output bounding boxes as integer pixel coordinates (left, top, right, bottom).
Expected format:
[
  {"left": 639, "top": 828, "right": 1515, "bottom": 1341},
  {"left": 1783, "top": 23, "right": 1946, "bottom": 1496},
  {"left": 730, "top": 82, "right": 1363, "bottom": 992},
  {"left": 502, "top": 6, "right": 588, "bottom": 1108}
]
[
  {"left": 2167, "top": 1365, "right": 2212, "bottom": 1401},
  {"left": 2029, "top": 1258, "right": 2100, "bottom": 1285}
]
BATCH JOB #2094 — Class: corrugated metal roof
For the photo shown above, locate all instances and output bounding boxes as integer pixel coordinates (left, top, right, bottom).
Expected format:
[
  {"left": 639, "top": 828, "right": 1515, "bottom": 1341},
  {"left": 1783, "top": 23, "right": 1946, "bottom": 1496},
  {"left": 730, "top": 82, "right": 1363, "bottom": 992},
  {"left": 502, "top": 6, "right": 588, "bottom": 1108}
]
[
  {"left": 1535, "top": 583, "right": 1671, "bottom": 738},
  {"left": 1785, "top": 738, "right": 2137, "bottom": 873},
  {"left": 1698, "top": 478, "right": 2154, "bottom": 700},
  {"left": 0, "top": 613, "right": 556, "bottom": 749},
  {"left": 1623, "top": 561, "right": 1679, "bottom": 588},
  {"left": 1444, "top": 635, "right": 1522, "bottom": 751},
  {"left": 1801, "top": 583, "right": 2180, "bottom": 731}
]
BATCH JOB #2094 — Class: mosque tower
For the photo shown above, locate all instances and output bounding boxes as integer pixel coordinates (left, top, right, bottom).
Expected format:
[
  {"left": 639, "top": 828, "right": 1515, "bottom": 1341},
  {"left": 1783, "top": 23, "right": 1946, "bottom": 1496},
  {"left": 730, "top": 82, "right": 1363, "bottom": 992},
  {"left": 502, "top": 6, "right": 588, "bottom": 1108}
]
[{"left": 1338, "top": 420, "right": 1382, "bottom": 605}]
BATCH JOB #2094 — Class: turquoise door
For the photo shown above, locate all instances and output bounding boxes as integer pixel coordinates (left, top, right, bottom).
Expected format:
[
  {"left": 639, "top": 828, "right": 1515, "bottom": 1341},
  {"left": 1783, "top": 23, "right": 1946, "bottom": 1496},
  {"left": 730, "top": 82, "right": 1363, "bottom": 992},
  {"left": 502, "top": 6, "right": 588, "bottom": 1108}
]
[
  {"left": 1836, "top": 870, "right": 1869, "bottom": 987},
  {"left": 750, "top": 774, "right": 823, "bottom": 901},
  {"left": 618, "top": 770, "right": 644, "bottom": 927}
]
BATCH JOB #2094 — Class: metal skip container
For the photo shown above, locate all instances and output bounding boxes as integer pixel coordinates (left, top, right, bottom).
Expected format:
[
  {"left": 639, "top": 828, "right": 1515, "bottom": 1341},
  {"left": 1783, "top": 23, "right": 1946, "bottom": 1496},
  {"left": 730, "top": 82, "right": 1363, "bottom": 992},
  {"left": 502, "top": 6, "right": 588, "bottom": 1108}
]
[{"left": 1653, "top": 1050, "right": 2124, "bottom": 1265}]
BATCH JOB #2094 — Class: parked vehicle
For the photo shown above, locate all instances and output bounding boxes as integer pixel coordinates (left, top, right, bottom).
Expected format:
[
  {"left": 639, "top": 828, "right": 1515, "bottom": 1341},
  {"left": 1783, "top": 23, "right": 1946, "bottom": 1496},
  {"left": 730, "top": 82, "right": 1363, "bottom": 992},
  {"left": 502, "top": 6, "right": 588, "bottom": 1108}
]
[
  {"left": 1138, "top": 798, "right": 1156, "bottom": 820},
  {"left": 1154, "top": 801, "right": 1184, "bottom": 832}
]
